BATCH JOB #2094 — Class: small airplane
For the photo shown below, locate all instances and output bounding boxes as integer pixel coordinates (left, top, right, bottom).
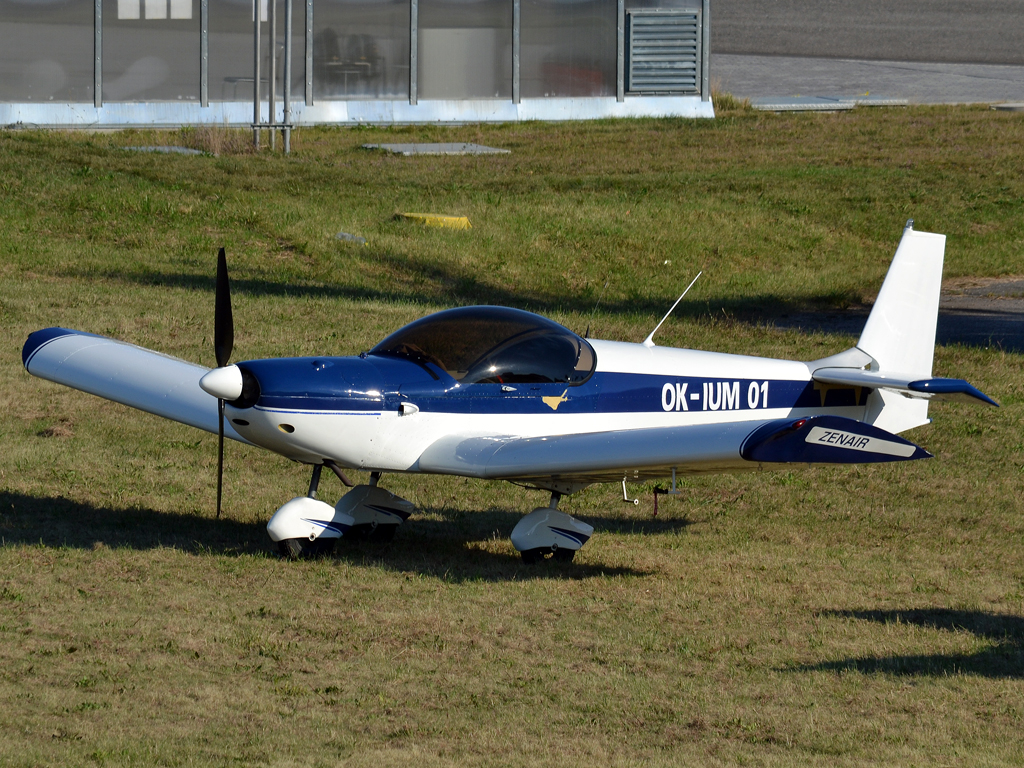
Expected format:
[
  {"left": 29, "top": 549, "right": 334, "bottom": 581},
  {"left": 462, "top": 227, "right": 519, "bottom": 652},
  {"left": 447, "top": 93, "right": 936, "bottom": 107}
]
[{"left": 22, "top": 221, "right": 997, "bottom": 563}]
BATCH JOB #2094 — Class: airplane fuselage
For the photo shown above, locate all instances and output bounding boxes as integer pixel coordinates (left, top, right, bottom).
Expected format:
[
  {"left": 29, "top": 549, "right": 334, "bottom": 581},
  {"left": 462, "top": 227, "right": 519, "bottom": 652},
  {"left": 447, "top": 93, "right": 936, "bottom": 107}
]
[{"left": 228, "top": 340, "right": 869, "bottom": 472}]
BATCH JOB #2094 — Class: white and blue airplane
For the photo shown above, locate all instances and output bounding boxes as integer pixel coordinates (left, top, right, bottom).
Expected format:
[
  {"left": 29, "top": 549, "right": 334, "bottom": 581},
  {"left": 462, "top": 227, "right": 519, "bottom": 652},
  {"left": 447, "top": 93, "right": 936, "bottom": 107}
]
[{"left": 22, "top": 222, "right": 996, "bottom": 562}]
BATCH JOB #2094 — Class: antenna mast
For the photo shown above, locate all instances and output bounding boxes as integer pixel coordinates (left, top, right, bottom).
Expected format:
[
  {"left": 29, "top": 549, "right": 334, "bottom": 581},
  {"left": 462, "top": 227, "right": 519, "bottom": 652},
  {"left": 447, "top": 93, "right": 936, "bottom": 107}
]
[
  {"left": 642, "top": 271, "right": 702, "bottom": 348},
  {"left": 584, "top": 279, "right": 609, "bottom": 339}
]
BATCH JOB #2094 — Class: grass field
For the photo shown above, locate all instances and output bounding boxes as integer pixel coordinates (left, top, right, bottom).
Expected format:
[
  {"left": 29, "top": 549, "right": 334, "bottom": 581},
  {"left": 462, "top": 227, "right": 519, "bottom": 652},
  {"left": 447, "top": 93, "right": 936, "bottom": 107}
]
[{"left": 1, "top": 106, "right": 1023, "bottom": 766}]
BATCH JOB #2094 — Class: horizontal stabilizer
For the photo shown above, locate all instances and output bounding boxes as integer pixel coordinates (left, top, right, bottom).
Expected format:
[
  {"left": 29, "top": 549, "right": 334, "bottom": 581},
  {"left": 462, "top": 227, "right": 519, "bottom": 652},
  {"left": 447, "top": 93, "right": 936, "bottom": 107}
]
[
  {"left": 740, "top": 415, "right": 932, "bottom": 464},
  {"left": 813, "top": 367, "right": 998, "bottom": 407},
  {"left": 23, "top": 327, "right": 249, "bottom": 443}
]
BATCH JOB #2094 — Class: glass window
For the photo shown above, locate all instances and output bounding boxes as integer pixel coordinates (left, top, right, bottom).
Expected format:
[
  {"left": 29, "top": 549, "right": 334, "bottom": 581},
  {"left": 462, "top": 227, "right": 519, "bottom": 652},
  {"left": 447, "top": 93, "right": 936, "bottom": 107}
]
[
  {"left": 314, "top": 0, "right": 410, "bottom": 100},
  {"left": 209, "top": 0, "right": 254, "bottom": 102},
  {"left": 520, "top": 0, "right": 615, "bottom": 98},
  {"left": 370, "top": 306, "right": 596, "bottom": 385},
  {"left": 418, "top": 0, "right": 511, "bottom": 99},
  {"left": 209, "top": 0, "right": 303, "bottom": 104},
  {"left": 103, "top": 0, "right": 199, "bottom": 100},
  {"left": 0, "top": 0, "right": 94, "bottom": 102}
]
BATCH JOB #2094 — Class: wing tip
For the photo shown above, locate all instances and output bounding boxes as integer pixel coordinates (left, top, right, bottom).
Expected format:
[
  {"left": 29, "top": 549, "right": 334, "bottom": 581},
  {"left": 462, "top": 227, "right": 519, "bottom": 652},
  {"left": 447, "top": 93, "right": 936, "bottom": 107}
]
[{"left": 22, "top": 327, "right": 78, "bottom": 369}]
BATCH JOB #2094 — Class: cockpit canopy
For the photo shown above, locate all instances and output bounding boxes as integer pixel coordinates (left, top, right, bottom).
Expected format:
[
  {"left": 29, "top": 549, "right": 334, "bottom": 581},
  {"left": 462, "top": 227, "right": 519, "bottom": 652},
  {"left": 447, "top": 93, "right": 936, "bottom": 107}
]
[{"left": 369, "top": 306, "right": 597, "bottom": 385}]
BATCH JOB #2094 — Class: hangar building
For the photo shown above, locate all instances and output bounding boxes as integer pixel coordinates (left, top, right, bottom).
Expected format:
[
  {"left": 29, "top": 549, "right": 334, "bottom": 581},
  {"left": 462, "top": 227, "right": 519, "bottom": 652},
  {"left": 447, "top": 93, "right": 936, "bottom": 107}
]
[{"left": 0, "top": 0, "right": 711, "bottom": 127}]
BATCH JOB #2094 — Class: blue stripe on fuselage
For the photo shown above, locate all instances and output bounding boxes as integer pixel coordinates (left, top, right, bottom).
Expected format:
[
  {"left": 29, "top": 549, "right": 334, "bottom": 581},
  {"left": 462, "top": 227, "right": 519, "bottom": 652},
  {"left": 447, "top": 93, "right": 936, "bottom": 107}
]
[
  {"left": 596, "top": 372, "right": 868, "bottom": 413},
  {"left": 241, "top": 353, "right": 871, "bottom": 415}
]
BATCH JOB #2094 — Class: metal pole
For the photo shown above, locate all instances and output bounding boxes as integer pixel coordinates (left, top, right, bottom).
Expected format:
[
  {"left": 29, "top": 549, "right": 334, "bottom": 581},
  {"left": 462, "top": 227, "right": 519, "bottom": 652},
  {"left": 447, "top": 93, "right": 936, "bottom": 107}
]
[
  {"left": 270, "top": 0, "right": 277, "bottom": 149},
  {"left": 409, "top": 0, "right": 418, "bottom": 105},
  {"left": 201, "top": 0, "right": 209, "bottom": 107},
  {"left": 305, "top": 0, "right": 313, "bottom": 105},
  {"left": 254, "top": 0, "right": 261, "bottom": 149},
  {"left": 512, "top": 0, "right": 520, "bottom": 104},
  {"left": 94, "top": 0, "right": 102, "bottom": 107},
  {"left": 701, "top": 0, "right": 710, "bottom": 101},
  {"left": 616, "top": 0, "right": 625, "bottom": 102},
  {"left": 284, "top": 0, "right": 292, "bottom": 153}
]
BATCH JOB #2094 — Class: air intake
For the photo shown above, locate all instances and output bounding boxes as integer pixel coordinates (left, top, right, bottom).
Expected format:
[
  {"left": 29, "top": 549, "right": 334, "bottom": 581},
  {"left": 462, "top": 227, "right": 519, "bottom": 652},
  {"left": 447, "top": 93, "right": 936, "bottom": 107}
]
[{"left": 627, "top": 9, "right": 702, "bottom": 94}]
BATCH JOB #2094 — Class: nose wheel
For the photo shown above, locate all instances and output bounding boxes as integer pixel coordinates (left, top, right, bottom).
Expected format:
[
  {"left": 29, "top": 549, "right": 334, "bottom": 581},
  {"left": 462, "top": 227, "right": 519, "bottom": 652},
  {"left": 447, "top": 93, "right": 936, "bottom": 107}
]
[
  {"left": 278, "top": 537, "right": 337, "bottom": 559},
  {"left": 520, "top": 545, "right": 576, "bottom": 565}
]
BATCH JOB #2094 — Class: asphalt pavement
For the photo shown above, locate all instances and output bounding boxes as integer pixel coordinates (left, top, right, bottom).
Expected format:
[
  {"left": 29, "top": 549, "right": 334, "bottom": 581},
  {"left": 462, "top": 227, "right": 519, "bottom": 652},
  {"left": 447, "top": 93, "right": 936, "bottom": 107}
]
[
  {"left": 709, "top": 1, "right": 1024, "bottom": 351},
  {"left": 711, "top": 0, "right": 1024, "bottom": 104}
]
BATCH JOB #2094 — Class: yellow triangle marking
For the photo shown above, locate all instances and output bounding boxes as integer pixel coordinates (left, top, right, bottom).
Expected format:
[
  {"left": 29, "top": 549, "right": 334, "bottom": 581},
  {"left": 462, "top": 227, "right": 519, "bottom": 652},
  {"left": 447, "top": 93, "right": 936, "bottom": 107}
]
[{"left": 542, "top": 389, "right": 569, "bottom": 411}]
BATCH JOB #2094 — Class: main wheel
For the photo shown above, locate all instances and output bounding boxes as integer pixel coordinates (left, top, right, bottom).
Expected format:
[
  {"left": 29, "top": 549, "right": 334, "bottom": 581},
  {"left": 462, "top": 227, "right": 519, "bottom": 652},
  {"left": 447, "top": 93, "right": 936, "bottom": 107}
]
[
  {"left": 278, "top": 537, "right": 337, "bottom": 559},
  {"left": 344, "top": 524, "right": 371, "bottom": 541},
  {"left": 342, "top": 524, "right": 398, "bottom": 543},
  {"left": 520, "top": 548, "right": 544, "bottom": 565},
  {"left": 552, "top": 547, "right": 576, "bottom": 563},
  {"left": 368, "top": 524, "right": 398, "bottom": 543}
]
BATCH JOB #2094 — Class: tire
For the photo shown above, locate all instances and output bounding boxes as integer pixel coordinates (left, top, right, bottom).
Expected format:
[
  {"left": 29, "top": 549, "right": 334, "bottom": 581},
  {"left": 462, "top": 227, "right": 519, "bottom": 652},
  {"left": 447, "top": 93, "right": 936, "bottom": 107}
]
[
  {"left": 552, "top": 547, "right": 576, "bottom": 563},
  {"left": 341, "top": 524, "right": 397, "bottom": 543},
  {"left": 344, "top": 524, "right": 371, "bottom": 541},
  {"left": 278, "top": 537, "right": 337, "bottom": 559},
  {"left": 520, "top": 548, "right": 544, "bottom": 565},
  {"left": 368, "top": 525, "right": 398, "bottom": 543}
]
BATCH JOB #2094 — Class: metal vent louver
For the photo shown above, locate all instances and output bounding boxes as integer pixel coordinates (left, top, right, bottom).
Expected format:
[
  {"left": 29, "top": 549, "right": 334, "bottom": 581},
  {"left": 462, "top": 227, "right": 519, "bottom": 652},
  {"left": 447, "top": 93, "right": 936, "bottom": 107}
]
[{"left": 627, "top": 9, "right": 701, "bottom": 94}]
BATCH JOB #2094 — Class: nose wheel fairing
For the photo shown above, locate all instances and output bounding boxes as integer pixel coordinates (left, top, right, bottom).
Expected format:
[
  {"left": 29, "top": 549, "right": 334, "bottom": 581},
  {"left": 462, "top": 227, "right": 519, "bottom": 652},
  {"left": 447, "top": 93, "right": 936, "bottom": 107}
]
[{"left": 267, "top": 496, "right": 356, "bottom": 558}]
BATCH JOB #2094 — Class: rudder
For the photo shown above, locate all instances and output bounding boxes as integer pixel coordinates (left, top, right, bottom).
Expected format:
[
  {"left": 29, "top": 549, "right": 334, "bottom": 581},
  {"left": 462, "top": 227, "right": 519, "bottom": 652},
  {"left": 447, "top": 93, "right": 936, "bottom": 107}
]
[
  {"left": 857, "top": 221, "right": 946, "bottom": 379},
  {"left": 857, "top": 221, "right": 946, "bottom": 433}
]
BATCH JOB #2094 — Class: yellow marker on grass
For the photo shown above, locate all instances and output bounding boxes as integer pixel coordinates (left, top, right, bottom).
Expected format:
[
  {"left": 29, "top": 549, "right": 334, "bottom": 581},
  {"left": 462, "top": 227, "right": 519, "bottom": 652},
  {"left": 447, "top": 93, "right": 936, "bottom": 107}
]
[{"left": 398, "top": 213, "right": 472, "bottom": 230}]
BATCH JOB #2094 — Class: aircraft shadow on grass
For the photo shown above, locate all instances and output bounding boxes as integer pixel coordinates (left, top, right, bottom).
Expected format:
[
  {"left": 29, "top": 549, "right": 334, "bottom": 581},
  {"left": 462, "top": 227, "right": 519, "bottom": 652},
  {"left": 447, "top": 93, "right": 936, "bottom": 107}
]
[
  {"left": 794, "top": 609, "right": 1024, "bottom": 679},
  {"left": 0, "top": 491, "right": 673, "bottom": 582},
  {"left": 74, "top": 264, "right": 828, "bottom": 330},
  {"left": 77, "top": 253, "right": 1024, "bottom": 353},
  {"left": 770, "top": 307, "right": 1024, "bottom": 355}
]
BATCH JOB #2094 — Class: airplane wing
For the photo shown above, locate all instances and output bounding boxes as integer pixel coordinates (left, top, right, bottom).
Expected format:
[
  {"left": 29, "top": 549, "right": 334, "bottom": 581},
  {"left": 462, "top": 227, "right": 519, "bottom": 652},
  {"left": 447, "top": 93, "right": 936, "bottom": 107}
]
[
  {"left": 22, "top": 327, "right": 250, "bottom": 443},
  {"left": 812, "top": 367, "right": 998, "bottom": 406},
  {"left": 416, "top": 415, "right": 931, "bottom": 487}
]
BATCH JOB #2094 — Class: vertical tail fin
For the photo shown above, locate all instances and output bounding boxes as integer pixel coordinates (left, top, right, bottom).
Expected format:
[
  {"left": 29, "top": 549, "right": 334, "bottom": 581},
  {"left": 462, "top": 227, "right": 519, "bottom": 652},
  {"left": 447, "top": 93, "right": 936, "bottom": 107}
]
[
  {"left": 857, "top": 221, "right": 946, "bottom": 378},
  {"left": 857, "top": 222, "right": 946, "bottom": 433}
]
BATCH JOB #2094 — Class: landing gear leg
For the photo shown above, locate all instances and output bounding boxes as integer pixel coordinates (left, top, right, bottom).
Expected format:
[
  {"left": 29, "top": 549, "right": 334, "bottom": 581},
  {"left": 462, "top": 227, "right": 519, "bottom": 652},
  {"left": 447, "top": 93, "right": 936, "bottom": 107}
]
[{"left": 307, "top": 463, "right": 323, "bottom": 499}]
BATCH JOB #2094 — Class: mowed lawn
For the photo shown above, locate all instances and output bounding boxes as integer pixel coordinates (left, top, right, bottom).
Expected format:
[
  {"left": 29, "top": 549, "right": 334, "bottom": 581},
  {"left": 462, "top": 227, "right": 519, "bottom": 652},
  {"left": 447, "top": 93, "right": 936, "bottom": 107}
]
[{"left": 1, "top": 107, "right": 1022, "bottom": 766}]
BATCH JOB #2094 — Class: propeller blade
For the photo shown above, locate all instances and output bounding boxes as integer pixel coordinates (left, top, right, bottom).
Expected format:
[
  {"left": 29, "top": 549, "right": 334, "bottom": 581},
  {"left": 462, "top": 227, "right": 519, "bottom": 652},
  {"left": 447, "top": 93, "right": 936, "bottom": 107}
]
[
  {"left": 214, "top": 247, "right": 234, "bottom": 369},
  {"left": 214, "top": 248, "right": 232, "bottom": 519},
  {"left": 217, "top": 398, "right": 225, "bottom": 519}
]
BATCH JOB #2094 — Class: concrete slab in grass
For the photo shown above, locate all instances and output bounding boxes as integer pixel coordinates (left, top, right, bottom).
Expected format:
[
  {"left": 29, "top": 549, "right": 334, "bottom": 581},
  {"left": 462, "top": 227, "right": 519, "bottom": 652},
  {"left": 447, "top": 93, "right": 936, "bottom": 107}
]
[
  {"left": 124, "top": 146, "right": 205, "bottom": 155},
  {"left": 853, "top": 95, "right": 909, "bottom": 106},
  {"left": 363, "top": 143, "right": 510, "bottom": 156},
  {"left": 750, "top": 96, "right": 856, "bottom": 112}
]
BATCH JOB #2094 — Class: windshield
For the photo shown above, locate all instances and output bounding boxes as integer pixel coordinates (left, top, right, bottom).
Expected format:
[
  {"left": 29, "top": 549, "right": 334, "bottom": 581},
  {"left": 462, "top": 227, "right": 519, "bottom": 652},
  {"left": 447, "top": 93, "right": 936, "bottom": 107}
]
[{"left": 369, "top": 306, "right": 596, "bottom": 385}]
